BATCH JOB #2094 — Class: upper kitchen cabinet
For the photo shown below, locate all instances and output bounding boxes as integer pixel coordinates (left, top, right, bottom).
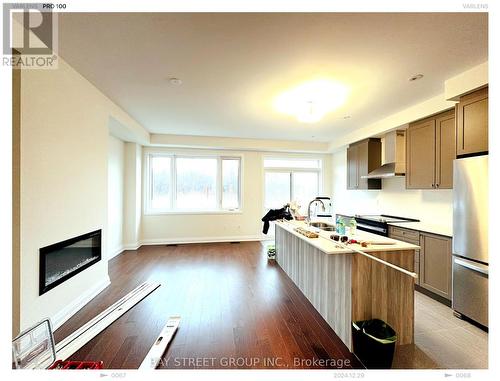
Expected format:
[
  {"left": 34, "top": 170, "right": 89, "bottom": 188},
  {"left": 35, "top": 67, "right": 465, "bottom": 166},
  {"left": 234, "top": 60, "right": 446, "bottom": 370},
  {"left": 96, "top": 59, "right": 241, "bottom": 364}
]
[
  {"left": 406, "top": 110, "right": 455, "bottom": 189},
  {"left": 456, "top": 87, "right": 488, "bottom": 157},
  {"left": 435, "top": 111, "right": 456, "bottom": 188},
  {"left": 346, "top": 138, "right": 381, "bottom": 190}
]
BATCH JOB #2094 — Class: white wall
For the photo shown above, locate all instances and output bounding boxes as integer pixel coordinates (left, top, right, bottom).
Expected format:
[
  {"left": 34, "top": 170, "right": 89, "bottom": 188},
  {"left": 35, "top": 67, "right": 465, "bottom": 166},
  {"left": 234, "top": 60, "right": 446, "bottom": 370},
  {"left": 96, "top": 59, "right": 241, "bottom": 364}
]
[
  {"left": 123, "top": 143, "right": 142, "bottom": 249},
  {"left": 331, "top": 149, "right": 453, "bottom": 229},
  {"left": 140, "top": 147, "right": 331, "bottom": 244},
  {"left": 19, "top": 56, "right": 148, "bottom": 330},
  {"left": 107, "top": 135, "right": 125, "bottom": 258}
]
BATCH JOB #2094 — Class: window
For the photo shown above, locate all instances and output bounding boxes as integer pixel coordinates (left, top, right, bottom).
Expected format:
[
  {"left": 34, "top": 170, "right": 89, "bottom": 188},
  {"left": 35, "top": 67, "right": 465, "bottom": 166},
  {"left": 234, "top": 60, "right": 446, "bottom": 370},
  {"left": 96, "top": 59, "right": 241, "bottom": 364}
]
[
  {"left": 176, "top": 157, "right": 217, "bottom": 209},
  {"left": 150, "top": 156, "right": 172, "bottom": 210},
  {"left": 222, "top": 158, "right": 240, "bottom": 209},
  {"left": 264, "top": 157, "right": 322, "bottom": 214},
  {"left": 146, "top": 154, "right": 241, "bottom": 213},
  {"left": 264, "top": 172, "right": 291, "bottom": 209}
]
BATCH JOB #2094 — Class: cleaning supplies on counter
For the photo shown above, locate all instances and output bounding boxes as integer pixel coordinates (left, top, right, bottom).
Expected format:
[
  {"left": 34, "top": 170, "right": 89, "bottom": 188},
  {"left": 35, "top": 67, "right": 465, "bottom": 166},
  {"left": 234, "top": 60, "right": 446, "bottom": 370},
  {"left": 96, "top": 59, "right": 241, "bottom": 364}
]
[
  {"left": 336, "top": 216, "right": 346, "bottom": 235},
  {"left": 349, "top": 217, "right": 357, "bottom": 235}
]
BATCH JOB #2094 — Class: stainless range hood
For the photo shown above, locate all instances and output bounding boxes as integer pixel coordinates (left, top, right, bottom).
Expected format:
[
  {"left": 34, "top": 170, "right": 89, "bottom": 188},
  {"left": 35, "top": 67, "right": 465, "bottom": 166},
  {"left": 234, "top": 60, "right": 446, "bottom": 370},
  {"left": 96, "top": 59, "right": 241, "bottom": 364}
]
[{"left": 362, "top": 130, "right": 406, "bottom": 179}]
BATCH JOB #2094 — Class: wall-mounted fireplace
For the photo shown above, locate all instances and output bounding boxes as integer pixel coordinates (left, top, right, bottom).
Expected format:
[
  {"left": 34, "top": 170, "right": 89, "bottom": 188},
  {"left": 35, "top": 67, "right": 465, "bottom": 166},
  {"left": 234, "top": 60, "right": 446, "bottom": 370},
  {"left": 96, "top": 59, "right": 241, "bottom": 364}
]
[{"left": 39, "top": 229, "right": 102, "bottom": 295}]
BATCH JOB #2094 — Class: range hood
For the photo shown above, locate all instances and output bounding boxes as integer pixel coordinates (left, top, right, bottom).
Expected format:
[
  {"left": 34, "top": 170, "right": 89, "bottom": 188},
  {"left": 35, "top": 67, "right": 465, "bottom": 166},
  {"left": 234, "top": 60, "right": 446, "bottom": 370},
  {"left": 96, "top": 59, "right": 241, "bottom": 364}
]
[{"left": 362, "top": 130, "right": 406, "bottom": 179}]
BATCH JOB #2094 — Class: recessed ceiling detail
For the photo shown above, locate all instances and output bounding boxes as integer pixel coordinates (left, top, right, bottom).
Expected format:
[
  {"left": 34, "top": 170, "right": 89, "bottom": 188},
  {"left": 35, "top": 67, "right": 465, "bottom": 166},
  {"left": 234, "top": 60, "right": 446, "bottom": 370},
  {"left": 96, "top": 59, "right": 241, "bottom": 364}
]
[{"left": 57, "top": 13, "right": 488, "bottom": 142}]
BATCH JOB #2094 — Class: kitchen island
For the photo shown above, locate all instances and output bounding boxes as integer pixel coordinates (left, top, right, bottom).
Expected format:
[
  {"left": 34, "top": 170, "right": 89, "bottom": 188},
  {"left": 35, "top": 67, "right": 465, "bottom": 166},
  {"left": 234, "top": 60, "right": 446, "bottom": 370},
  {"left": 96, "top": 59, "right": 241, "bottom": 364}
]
[{"left": 275, "top": 220, "right": 419, "bottom": 350}]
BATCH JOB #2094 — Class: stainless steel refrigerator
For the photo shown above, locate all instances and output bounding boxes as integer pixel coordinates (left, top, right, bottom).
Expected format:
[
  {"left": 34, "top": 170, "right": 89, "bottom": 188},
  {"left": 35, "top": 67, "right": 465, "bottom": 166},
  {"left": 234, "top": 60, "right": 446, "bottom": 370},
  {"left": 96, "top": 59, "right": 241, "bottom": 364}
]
[{"left": 452, "top": 155, "right": 488, "bottom": 327}]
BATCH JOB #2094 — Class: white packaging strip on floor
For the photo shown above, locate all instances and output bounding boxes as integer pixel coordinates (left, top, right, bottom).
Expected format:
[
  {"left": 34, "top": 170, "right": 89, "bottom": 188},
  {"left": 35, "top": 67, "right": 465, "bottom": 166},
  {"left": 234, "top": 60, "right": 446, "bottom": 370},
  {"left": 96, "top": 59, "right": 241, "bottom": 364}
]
[
  {"left": 55, "top": 281, "right": 161, "bottom": 361},
  {"left": 139, "top": 316, "right": 181, "bottom": 369}
]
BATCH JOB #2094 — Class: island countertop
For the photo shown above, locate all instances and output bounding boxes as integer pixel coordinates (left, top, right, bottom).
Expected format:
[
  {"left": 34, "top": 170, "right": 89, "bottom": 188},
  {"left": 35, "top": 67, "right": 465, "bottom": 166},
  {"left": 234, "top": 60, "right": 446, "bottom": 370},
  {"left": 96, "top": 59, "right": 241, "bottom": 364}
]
[
  {"left": 275, "top": 220, "right": 420, "bottom": 255},
  {"left": 274, "top": 220, "right": 417, "bottom": 349}
]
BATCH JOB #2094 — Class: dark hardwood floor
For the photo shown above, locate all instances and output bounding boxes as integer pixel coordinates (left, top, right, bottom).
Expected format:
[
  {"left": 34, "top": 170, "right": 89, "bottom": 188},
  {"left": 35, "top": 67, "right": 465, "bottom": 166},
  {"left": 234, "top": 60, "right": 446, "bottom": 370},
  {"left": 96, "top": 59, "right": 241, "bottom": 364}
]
[{"left": 54, "top": 242, "right": 362, "bottom": 369}]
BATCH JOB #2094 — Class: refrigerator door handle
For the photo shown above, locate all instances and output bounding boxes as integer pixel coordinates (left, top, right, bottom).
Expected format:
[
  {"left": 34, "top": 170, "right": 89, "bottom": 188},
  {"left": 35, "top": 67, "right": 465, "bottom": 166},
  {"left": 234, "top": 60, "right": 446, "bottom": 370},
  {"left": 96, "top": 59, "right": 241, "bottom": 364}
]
[{"left": 454, "top": 257, "right": 488, "bottom": 275}]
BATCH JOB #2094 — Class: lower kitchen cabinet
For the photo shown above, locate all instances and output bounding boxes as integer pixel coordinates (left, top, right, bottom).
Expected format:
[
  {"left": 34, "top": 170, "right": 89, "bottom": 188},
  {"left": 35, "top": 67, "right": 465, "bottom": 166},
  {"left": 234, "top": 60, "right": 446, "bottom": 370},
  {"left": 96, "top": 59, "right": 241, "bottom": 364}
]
[
  {"left": 420, "top": 232, "right": 452, "bottom": 300},
  {"left": 389, "top": 226, "right": 452, "bottom": 300},
  {"left": 388, "top": 226, "right": 420, "bottom": 285}
]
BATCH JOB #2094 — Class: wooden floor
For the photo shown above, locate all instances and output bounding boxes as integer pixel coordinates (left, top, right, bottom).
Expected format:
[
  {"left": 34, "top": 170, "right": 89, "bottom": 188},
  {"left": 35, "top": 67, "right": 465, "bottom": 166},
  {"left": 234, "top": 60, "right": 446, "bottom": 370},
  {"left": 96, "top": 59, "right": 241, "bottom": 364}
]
[{"left": 54, "top": 242, "right": 362, "bottom": 369}]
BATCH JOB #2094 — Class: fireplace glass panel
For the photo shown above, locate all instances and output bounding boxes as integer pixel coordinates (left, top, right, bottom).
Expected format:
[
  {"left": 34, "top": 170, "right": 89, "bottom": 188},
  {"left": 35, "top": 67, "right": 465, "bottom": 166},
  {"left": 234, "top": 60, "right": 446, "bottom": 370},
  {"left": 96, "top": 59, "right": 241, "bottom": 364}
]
[{"left": 39, "top": 230, "right": 101, "bottom": 295}]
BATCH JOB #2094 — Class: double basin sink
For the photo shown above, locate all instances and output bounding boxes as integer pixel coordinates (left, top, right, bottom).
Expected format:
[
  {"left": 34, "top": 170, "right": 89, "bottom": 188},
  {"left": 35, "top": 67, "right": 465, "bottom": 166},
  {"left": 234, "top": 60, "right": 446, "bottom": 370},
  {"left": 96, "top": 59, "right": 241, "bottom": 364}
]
[{"left": 309, "top": 222, "right": 336, "bottom": 232}]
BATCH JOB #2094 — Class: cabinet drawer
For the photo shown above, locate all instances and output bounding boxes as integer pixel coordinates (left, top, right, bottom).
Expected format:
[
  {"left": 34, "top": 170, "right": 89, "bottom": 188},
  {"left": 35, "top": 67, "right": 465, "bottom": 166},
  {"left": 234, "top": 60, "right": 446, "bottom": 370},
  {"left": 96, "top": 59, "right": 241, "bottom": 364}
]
[{"left": 389, "top": 226, "right": 420, "bottom": 244}]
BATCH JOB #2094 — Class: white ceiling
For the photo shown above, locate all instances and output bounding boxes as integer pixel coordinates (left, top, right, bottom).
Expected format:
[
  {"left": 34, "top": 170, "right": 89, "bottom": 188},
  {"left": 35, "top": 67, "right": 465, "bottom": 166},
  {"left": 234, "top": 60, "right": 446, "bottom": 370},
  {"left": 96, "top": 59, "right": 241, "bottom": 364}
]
[{"left": 58, "top": 13, "right": 487, "bottom": 142}]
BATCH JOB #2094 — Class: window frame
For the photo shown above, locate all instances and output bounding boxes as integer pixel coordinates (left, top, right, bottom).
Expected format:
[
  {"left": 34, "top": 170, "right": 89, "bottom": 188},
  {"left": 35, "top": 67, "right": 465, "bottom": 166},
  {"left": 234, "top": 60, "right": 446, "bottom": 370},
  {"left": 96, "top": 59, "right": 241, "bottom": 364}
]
[
  {"left": 263, "top": 156, "right": 323, "bottom": 211},
  {"left": 144, "top": 153, "right": 242, "bottom": 215}
]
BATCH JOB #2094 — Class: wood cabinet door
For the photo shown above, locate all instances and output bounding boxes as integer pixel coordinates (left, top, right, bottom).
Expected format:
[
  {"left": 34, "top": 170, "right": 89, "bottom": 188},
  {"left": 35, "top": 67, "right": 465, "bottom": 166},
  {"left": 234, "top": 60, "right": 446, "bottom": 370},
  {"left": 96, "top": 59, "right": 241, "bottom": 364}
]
[
  {"left": 356, "top": 141, "right": 369, "bottom": 190},
  {"left": 420, "top": 233, "right": 452, "bottom": 300},
  {"left": 406, "top": 118, "right": 436, "bottom": 189},
  {"left": 457, "top": 87, "right": 488, "bottom": 156},
  {"left": 347, "top": 145, "right": 358, "bottom": 189},
  {"left": 435, "top": 110, "right": 456, "bottom": 189}
]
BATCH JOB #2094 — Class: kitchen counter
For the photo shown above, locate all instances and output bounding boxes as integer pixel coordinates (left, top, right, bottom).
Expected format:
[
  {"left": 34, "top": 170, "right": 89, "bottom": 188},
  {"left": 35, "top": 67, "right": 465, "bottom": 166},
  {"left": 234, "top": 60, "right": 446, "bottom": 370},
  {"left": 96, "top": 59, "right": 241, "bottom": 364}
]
[
  {"left": 276, "top": 220, "right": 420, "bottom": 254},
  {"left": 388, "top": 221, "right": 452, "bottom": 237},
  {"left": 335, "top": 211, "right": 453, "bottom": 237},
  {"left": 274, "top": 221, "right": 416, "bottom": 351}
]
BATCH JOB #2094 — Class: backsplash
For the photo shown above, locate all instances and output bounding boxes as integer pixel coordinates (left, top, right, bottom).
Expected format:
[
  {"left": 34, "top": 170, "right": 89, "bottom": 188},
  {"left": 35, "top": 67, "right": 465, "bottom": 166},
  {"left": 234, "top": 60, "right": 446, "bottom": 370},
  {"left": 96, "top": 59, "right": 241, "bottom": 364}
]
[{"left": 332, "top": 150, "right": 453, "bottom": 228}]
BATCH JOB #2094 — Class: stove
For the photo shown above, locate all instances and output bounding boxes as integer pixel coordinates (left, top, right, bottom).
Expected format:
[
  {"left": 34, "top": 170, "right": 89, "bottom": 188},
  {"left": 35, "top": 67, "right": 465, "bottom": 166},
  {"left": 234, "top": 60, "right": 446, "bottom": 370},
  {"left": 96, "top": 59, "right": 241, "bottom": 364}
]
[{"left": 354, "top": 214, "right": 419, "bottom": 236}]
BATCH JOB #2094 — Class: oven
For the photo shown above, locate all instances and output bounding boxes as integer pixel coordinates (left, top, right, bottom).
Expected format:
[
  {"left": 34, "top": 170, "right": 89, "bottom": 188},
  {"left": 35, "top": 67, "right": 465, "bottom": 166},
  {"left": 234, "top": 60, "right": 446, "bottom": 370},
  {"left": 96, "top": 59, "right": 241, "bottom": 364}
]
[{"left": 353, "top": 214, "right": 419, "bottom": 237}]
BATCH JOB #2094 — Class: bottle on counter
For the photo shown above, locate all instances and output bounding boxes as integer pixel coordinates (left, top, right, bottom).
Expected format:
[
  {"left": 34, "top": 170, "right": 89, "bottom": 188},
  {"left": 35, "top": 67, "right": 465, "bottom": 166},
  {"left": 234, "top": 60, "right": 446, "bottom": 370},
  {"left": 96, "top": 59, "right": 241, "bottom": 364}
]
[
  {"left": 349, "top": 217, "right": 357, "bottom": 235},
  {"left": 336, "top": 216, "right": 346, "bottom": 235}
]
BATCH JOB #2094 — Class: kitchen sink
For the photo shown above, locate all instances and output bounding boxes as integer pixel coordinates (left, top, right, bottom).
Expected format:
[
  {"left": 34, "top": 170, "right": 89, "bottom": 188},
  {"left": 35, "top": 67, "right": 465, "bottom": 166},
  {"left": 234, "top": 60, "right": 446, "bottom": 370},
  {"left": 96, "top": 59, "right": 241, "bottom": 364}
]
[
  {"left": 320, "top": 226, "right": 336, "bottom": 231},
  {"left": 309, "top": 222, "right": 335, "bottom": 231}
]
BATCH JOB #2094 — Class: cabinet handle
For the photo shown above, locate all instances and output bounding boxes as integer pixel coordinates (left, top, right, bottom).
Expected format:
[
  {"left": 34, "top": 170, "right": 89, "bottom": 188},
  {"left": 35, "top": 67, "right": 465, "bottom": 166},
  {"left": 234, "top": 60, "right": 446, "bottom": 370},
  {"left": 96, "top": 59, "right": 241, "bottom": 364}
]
[
  {"left": 431, "top": 183, "right": 435, "bottom": 188},
  {"left": 436, "top": 183, "right": 440, "bottom": 188}
]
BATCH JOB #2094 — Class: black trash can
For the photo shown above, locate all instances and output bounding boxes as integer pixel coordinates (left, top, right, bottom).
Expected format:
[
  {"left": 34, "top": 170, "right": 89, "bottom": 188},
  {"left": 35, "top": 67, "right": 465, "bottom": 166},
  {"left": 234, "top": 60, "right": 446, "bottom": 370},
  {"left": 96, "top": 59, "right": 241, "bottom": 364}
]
[{"left": 352, "top": 319, "right": 397, "bottom": 369}]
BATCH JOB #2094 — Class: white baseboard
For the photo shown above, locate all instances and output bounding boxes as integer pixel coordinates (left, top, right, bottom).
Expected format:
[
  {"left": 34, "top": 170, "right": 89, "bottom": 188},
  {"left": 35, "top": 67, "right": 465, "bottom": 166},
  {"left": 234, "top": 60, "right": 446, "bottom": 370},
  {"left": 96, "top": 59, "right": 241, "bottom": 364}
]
[
  {"left": 110, "top": 236, "right": 269, "bottom": 259},
  {"left": 51, "top": 276, "right": 111, "bottom": 330},
  {"left": 123, "top": 242, "right": 141, "bottom": 250},
  {"left": 107, "top": 243, "right": 141, "bottom": 260},
  {"left": 140, "top": 235, "right": 265, "bottom": 246},
  {"left": 109, "top": 245, "right": 124, "bottom": 260}
]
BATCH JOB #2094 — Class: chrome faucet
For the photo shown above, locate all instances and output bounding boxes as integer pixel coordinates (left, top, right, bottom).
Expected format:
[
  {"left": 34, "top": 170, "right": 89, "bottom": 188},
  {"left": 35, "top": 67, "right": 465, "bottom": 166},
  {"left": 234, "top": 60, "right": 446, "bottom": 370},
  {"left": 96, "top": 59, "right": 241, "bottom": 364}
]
[{"left": 307, "top": 198, "right": 325, "bottom": 225}]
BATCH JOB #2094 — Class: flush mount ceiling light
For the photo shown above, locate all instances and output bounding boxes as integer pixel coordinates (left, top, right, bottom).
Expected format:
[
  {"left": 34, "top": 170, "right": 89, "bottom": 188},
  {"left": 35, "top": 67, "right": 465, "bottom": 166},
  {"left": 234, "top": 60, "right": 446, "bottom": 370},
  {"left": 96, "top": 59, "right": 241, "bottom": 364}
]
[
  {"left": 274, "top": 79, "right": 349, "bottom": 124},
  {"left": 408, "top": 74, "right": 424, "bottom": 82}
]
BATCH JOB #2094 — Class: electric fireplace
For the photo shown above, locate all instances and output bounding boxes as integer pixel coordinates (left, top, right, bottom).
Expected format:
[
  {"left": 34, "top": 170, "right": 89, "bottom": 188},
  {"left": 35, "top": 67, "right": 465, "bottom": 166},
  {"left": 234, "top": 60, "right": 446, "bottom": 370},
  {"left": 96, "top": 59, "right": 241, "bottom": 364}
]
[{"left": 39, "top": 229, "right": 102, "bottom": 295}]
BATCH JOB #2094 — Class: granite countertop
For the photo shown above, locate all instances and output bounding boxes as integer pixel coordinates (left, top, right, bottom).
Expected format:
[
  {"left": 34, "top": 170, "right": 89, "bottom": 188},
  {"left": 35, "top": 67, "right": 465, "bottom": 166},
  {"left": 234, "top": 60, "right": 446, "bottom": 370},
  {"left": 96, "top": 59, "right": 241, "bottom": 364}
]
[{"left": 275, "top": 220, "right": 420, "bottom": 255}]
